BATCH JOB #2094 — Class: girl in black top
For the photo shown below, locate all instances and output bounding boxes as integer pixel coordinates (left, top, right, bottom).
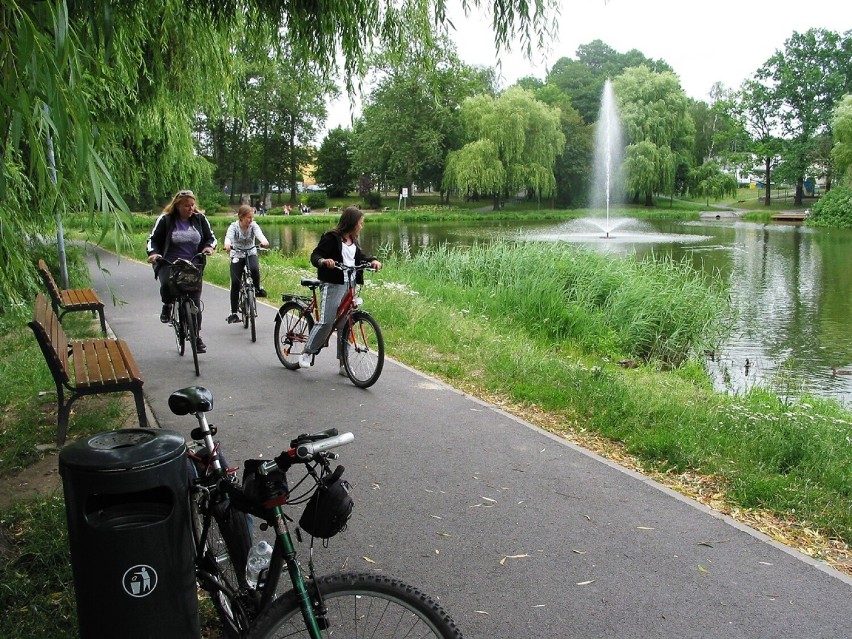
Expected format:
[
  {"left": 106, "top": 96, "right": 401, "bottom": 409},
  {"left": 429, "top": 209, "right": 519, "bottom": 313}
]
[{"left": 299, "top": 207, "right": 381, "bottom": 373}]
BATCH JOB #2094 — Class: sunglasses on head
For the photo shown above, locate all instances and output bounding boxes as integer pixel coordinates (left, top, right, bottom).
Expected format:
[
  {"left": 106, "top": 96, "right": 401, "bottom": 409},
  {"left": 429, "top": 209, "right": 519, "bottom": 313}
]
[{"left": 177, "top": 190, "right": 195, "bottom": 198}]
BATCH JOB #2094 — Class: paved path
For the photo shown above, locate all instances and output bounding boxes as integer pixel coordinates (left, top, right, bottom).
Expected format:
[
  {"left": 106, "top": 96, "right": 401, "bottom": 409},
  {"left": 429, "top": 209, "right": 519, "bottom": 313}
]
[{"left": 85, "top": 248, "right": 851, "bottom": 639}]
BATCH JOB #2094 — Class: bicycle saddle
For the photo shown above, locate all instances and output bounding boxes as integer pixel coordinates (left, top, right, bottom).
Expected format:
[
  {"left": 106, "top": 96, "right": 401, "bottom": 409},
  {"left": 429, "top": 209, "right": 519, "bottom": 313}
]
[{"left": 168, "top": 386, "right": 213, "bottom": 415}]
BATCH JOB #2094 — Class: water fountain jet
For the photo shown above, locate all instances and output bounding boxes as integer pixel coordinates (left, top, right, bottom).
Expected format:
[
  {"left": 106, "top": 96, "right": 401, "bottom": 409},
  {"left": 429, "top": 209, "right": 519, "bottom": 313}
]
[{"left": 591, "top": 79, "right": 624, "bottom": 238}]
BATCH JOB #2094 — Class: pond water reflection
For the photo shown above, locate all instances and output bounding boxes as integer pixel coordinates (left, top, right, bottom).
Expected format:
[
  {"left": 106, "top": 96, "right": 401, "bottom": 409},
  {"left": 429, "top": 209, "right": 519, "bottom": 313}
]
[{"left": 242, "top": 216, "right": 852, "bottom": 406}]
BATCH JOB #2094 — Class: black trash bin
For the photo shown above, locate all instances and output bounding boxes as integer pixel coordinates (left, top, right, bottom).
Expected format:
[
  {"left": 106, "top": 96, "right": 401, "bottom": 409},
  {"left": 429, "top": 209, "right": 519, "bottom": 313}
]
[{"left": 59, "top": 428, "right": 199, "bottom": 639}]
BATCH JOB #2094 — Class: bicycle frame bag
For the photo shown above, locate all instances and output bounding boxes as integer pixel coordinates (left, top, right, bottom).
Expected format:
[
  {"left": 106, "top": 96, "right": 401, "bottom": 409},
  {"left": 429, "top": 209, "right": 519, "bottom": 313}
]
[
  {"left": 299, "top": 466, "right": 353, "bottom": 539},
  {"left": 168, "top": 259, "right": 203, "bottom": 296}
]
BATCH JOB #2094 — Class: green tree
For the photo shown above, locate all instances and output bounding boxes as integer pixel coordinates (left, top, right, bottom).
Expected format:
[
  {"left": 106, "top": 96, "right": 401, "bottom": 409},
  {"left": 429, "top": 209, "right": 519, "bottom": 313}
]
[
  {"left": 315, "top": 128, "right": 355, "bottom": 197},
  {"left": 831, "top": 94, "right": 852, "bottom": 186},
  {"left": 533, "top": 83, "right": 593, "bottom": 206},
  {"left": 443, "top": 86, "right": 565, "bottom": 210},
  {"left": 614, "top": 66, "right": 695, "bottom": 206},
  {"left": 352, "top": 39, "right": 492, "bottom": 199},
  {"left": 734, "top": 79, "right": 784, "bottom": 205},
  {"left": 547, "top": 40, "right": 674, "bottom": 124},
  {"left": 755, "top": 28, "right": 852, "bottom": 204},
  {"left": 688, "top": 161, "right": 738, "bottom": 204}
]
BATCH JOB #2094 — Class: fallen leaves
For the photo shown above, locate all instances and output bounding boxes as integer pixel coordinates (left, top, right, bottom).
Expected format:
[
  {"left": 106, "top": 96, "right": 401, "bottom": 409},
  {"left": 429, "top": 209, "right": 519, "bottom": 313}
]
[{"left": 499, "top": 553, "right": 530, "bottom": 566}]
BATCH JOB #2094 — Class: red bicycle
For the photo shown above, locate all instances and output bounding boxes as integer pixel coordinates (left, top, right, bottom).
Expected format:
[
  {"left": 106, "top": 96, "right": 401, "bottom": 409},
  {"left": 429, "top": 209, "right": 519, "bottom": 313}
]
[{"left": 273, "top": 263, "right": 384, "bottom": 388}]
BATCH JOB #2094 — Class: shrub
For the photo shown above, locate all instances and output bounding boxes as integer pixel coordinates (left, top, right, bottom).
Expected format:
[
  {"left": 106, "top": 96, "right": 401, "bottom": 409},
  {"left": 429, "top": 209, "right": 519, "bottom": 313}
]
[
  {"left": 304, "top": 192, "right": 327, "bottom": 209},
  {"left": 808, "top": 186, "right": 852, "bottom": 229},
  {"left": 363, "top": 191, "right": 383, "bottom": 210}
]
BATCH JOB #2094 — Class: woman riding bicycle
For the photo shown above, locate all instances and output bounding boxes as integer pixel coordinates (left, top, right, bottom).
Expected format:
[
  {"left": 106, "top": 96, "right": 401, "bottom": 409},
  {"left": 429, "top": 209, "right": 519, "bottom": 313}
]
[
  {"left": 299, "top": 206, "right": 382, "bottom": 373},
  {"left": 146, "top": 189, "right": 216, "bottom": 353},
  {"left": 224, "top": 204, "right": 270, "bottom": 325}
]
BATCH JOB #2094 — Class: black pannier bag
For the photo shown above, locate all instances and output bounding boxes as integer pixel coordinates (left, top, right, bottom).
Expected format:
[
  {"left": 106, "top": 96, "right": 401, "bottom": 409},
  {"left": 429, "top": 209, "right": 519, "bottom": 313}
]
[{"left": 299, "top": 467, "right": 353, "bottom": 539}]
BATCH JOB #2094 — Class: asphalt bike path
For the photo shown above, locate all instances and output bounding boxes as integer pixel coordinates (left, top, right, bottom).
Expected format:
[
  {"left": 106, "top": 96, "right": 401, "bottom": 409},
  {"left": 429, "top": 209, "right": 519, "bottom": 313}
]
[{"left": 85, "top": 248, "right": 851, "bottom": 639}]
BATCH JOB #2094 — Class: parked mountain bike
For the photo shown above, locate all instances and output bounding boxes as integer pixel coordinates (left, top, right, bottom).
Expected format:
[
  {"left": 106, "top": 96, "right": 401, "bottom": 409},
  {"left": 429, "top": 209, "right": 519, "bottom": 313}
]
[
  {"left": 228, "top": 246, "right": 267, "bottom": 343},
  {"left": 158, "top": 255, "right": 205, "bottom": 376},
  {"left": 170, "top": 384, "right": 463, "bottom": 639},
  {"left": 273, "top": 262, "right": 384, "bottom": 388}
]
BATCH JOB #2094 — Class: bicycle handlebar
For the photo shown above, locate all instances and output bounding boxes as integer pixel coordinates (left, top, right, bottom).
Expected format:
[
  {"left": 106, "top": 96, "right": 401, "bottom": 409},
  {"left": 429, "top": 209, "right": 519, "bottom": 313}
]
[
  {"left": 333, "top": 261, "right": 376, "bottom": 272},
  {"left": 226, "top": 245, "right": 268, "bottom": 255},
  {"left": 292, "top": 432, "right": 354, "bottom": 461},
  {"left": 155, "top": 253, "right": 206, "bottom": 265}
]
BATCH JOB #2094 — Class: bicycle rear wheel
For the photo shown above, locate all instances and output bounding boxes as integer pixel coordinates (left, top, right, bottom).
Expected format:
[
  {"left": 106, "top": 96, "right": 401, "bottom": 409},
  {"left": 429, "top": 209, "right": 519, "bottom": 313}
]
[
  {"left": 189, "top": 484, "right": 253, "bottom": 638},
  {"left": 246, "top": 572, "right": 463, "bottom": 639},
  {"left": 342, "top": 311, "right": 384, "bottom": 388},
  {"left": 274, "top": 301, "right": 314, "bottom": 370},
  {"left": 185, "top": 299, "right": 200, "bottom": 376}
]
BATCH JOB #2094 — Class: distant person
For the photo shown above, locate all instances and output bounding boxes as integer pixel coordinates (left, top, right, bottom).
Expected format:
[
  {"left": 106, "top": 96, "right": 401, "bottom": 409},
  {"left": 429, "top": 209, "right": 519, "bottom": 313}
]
[
  {"left": 146, "top": 189, "right": 216, "bottom": 353},
  {"left": 257, "top": 201, "right": 266, "bottom": 216},
  {"left": 223, "top": 204, "right": 270, "bottom": 324},
  {"left": 298, "top": 207, "right": 382, "bottom": 373},
  {"left": 285, "top": 203, "right": 292, "bottom": 216}
]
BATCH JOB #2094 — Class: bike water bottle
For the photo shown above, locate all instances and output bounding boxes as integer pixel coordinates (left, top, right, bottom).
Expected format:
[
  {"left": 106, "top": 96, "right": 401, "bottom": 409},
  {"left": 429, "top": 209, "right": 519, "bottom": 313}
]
[{"left": 245, "top": 540, "right": 273, "bottom": 589}]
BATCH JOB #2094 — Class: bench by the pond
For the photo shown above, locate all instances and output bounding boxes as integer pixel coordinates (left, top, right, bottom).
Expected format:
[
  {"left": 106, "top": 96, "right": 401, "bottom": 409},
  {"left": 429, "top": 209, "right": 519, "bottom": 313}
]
[
  {"left": 28, "top": 292, "right": 148, "bottom": 446},
  {"left": 37, "top": 259, "right": 107, "bottom": 335}
]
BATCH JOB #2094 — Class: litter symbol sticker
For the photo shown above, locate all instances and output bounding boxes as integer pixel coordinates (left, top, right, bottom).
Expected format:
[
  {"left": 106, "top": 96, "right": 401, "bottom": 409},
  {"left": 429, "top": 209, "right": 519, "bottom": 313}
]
[{"left": 122, "top": 565, "right": 158, "bottom": 598}]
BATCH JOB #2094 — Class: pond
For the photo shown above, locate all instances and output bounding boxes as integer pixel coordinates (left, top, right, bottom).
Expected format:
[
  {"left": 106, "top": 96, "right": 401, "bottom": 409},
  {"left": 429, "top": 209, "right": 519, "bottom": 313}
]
[{"left": 237, "top": 216, "right": 852, "bottom": 406}]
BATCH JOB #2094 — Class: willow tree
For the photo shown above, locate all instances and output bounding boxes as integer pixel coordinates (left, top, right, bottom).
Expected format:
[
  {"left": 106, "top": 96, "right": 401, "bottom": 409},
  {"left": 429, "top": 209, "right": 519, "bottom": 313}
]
[
  {"left": 614, "top": 66, "right": 694, "bottom": 206},
  {"left": 443, "top": 86, "right": 565, "bottom": 210},
  {"left": 833, "top": 95, "right": 852, "bottom": 186},
  {"left": 1, "top": 0, "right": 559, "bottom": 309}
]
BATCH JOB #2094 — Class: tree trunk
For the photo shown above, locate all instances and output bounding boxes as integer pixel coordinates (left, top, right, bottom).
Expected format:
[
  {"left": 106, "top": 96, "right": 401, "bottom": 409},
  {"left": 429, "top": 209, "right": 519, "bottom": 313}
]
[
  {"left": 644, "top": 192, "right": 653, "bottom": 207},
  {"left": 795, "top": 177, "right": 804, "bottom": 206},
  {"left": 763, "top": 157, "right": 771, "bottom": 206},
  {"left": 287, "top": 118, "right": 298, "bottom": 203},
  {"left": 492, "top": 193, "right": 500, "bottom": 211}
]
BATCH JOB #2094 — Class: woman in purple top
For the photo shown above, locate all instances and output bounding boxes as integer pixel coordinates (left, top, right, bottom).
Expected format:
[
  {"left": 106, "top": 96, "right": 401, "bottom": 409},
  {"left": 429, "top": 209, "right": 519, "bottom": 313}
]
[{"left": 146, "top": 189, "right": 217, "bottom": 353}]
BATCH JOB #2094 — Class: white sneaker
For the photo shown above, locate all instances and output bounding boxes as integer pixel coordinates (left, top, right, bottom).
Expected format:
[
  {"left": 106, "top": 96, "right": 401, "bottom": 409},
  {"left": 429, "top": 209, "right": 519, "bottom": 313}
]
[
  {"left": 338, "top": 366, "right": 347, "bottom": 377},
  {"left": 299, "top": 353, "right": 313, "bottom": 368}
]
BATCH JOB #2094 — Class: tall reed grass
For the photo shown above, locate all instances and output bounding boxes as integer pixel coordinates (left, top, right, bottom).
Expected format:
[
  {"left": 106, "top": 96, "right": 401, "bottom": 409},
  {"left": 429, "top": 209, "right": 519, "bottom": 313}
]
[{"left": 386, "top": 241, "right": 729, "bottom": 367}]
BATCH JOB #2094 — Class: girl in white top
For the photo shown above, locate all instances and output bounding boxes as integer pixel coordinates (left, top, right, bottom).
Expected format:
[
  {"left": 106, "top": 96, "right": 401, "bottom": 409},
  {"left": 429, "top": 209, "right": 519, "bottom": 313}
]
[{"left": 223, "top": 204, "right": 270, "bottom": 324}]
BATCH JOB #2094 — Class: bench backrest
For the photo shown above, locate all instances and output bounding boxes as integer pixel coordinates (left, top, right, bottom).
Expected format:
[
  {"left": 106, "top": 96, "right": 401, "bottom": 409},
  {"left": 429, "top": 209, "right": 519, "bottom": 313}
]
[
  {"left": 29, "top": 292, "right": 70, "bottom": 384},
  {"left": 37, "top": 259, "right": 64, "bottom": 311}
]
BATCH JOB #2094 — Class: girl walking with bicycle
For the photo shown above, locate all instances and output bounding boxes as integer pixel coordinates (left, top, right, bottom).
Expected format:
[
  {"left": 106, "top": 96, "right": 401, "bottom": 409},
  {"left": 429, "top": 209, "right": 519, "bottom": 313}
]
[
  {"left": 299, "top": 206, "right": 381, "bottom": 373},
  {"left": 224, "top": 204, "right": 270, "bottom": 325},
  {"left": 146, "top": 189, "right": 216, "bottom": 353}
]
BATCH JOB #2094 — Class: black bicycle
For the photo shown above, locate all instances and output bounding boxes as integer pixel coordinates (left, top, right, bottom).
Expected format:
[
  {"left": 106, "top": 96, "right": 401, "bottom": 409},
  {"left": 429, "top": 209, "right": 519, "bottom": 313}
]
[
  {"left": 158, "top": 255, "right": 205, "bottom": 376},
  {"left": 171, "top": 385, "right": 463, "bottom": 639},
  {"left": 228, "top": 246, "right": 267, "bottom": 343}
]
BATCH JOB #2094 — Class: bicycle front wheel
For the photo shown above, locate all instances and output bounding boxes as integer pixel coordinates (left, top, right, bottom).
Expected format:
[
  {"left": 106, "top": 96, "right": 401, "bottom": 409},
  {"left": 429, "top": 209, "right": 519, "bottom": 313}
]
[
  {"left": 247, "top": 287, "right": 257, "bottom": 343},
  {"left": 274, "top": 301, "right": 313, "bottom": 370},
  {"left": 342, "top": 311, "right": 384, "bottom": 388},
  {"left": 246, "top": 572, "right": 463, "bottom": 639},
  {"left": 185, "top": 299, "right": 200, "bottom": 376},
  {"left": 173, "top": 304, "right": 186, "bottom": 356}
]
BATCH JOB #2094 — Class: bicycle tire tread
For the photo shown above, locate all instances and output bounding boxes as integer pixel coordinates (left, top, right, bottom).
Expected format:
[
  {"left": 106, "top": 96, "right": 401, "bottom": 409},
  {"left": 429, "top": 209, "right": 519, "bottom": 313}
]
[{"left": 246, "top": 572, "right": 463, "bottom": 639}]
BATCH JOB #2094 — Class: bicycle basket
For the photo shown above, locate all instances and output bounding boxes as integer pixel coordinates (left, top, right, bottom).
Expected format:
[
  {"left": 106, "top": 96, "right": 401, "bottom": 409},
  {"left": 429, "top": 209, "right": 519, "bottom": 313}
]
[
  {"left": 168, "top": 259, "right": 202, "bottom": 295},
  {"left": 299, "top": 468, "right": 353, "bottom": 539}
]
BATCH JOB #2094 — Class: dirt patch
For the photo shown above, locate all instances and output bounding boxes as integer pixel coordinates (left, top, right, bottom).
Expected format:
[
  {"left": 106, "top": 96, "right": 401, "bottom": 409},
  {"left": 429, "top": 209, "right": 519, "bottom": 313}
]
[{"left": 0, "top": 450, "right": 62, "bottom": 510}]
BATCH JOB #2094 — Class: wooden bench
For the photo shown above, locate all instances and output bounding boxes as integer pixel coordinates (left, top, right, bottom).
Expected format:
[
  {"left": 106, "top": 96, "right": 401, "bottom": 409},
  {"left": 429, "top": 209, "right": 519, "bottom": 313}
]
[
  {"left": 37, "top": 259, "right": 107, "bottom": 335},
  {"left": 29, "top": 293, "right": 148, "bottom": 446}
]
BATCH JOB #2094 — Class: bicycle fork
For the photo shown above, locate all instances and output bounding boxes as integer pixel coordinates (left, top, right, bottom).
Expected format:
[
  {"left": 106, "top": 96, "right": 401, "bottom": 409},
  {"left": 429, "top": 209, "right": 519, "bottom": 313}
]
[{"left": 267, "top": 504, "right": 328, "bottom": 638}]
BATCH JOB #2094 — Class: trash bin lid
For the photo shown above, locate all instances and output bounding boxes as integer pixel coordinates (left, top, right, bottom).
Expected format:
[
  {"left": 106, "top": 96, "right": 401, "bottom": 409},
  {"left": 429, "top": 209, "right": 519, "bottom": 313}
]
[{"left": 59, "top": 429, "right": 186, "bottom": 472}]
